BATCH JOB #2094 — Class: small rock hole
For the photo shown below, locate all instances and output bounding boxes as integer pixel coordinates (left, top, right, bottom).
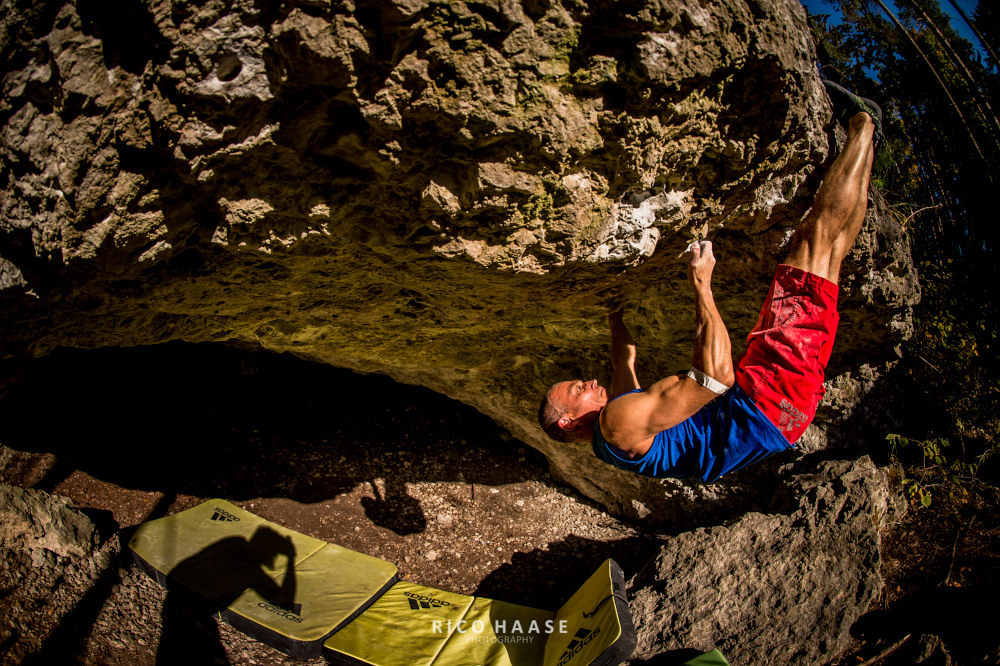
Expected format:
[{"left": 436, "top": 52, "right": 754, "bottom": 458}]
[{"left": 216, "top": 53, "right": 242, "bottom": 82}]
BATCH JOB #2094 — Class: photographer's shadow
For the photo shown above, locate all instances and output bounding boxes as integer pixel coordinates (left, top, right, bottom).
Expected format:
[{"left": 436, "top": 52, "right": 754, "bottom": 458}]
[{"left": 157, "top": 526, "right": 297, "bottom": 665}]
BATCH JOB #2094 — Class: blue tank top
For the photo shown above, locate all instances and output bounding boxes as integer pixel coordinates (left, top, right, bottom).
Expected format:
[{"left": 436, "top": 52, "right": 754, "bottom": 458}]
[{"left": 591, "top": 383, "right": 791, "bottom": 483}]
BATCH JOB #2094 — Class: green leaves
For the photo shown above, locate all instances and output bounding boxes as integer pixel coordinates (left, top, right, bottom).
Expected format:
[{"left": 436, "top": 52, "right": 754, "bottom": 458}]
[{"left": 887, "top": 433, "right": 984, "bottom": 508}]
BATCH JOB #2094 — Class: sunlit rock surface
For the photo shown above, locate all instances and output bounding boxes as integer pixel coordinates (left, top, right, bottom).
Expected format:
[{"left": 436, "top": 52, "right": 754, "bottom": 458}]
[
  {"left": 1, "top": 0, "right": 918, "bottom": 525},
  {"left": 628, "top": 457, "right": 902, "bottom": 664}
]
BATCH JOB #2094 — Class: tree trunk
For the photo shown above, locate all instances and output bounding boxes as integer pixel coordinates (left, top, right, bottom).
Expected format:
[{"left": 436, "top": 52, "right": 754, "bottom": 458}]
[
  {"left": 945, "top": 0, "right": 1000, "bottom": 70},
  {"left": 869, "top": 0, "right": 994, "bottom": 182},
  {"left": 899, "top": 0, "right": 1000, "bottom": 147}
]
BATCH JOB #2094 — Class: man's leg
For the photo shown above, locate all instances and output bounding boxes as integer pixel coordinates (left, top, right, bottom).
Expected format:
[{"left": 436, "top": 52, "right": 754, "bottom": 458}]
[
  {"left": 784, "top": 112, "right": 876, "bottom": 284},
  {"left": 732, "top": 111, "right": 876, "bottom": 443}
]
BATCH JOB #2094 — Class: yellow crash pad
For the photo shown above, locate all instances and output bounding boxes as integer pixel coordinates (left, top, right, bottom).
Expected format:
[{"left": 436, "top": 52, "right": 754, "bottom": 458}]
[
  {"left": 324, "top": 560, "right": 636, "bottom": 666},
  {"left": 128, "top": 500, "right": 637, "bottom": 665},
  {"left": 128, "top": 499, "right": 397, "bottom": 658}
]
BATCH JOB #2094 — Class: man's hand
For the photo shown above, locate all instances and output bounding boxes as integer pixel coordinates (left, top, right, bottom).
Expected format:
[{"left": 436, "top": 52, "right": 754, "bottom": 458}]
[
  {"left": 608, "top": 308, "right": 636, "bottom": 368},
  {"left": 687, "top": 240, "right": 716, "bottom": 291},
  {"left": 607, "top": 308, "right": 631, "bottom": 340}
]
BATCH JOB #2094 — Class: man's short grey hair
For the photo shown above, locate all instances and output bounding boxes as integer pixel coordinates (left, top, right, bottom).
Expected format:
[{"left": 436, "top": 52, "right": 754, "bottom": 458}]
[{"left": 538, "top": 385, "right": 569, "bottom": 443}]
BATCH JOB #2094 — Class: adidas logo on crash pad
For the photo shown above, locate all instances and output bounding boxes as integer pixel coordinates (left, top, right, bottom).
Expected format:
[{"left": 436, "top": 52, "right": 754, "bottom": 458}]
[
  {"left": 210, "top": 508, "right": 241, "bottom": 522},
  {"left": 403, "top": 591, "right": 451, "bottom": 610},
  {"left": 259, "top": 602, "right": 304, "bottom": 623},
  {"left": 558, "top": 627, "right": 601, "bottom": 665},
  {"left": 407, "top": 598, "right": 445, "bottom": 610}
]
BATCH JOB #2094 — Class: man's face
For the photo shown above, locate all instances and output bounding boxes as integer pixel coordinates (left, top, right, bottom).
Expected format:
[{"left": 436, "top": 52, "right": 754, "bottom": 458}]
[{"left": 551, "top": 379, "right": 608, "bottom": 423}]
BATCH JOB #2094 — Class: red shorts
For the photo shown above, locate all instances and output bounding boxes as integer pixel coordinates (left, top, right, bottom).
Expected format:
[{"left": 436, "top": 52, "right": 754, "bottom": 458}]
[{"left": 734, "top": 264, "right": 840, "bottom": 443}]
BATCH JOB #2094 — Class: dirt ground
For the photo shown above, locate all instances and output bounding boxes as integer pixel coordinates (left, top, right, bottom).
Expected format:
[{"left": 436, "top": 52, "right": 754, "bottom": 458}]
[
  {"left": 828, "top": 470, "right": 1000, "bottom": 666},
  {"left": 0, "top": 343, "right": 660, "bottom": 665}
]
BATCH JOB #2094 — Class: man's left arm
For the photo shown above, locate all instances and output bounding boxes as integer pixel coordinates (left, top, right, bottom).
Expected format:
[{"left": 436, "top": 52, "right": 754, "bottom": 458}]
[{"left": 608, "top": 308, "right": 640, "bottom": 398}]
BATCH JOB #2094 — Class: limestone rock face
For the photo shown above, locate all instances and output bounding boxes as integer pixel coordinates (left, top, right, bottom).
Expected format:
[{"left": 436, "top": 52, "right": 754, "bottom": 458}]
[
  {"left": 1, "top": 0, "right": 918, "bottom": 522},
  {"left": 628, "top": 457, "right": 903, "bottom": 664}
]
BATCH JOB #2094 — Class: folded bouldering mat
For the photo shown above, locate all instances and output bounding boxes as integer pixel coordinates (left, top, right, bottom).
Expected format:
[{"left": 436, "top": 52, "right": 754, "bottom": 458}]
[
  {"left": 128, "top": 499, "right": 639, "bottom": 664},
  {"left": 323, "top": 559, "right": 636, "bottom": 666},
  {"left": 128, "top": 499, "right": 398, "bottom": 658}
]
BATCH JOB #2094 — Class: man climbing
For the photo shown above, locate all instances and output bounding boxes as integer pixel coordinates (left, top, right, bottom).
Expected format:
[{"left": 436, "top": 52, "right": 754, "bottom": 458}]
[{"left": 538, "top": 82, "right": 881, "bottom": 483}]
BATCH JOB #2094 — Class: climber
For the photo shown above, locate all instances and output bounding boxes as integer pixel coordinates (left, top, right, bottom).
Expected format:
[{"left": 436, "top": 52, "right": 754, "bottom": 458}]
[{"left": 537, "top": 82, "right": 881, "bottom": 482}]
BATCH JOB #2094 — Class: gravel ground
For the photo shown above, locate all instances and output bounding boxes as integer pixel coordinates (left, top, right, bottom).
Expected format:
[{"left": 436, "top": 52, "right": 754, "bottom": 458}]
[{"left": 0, "top": 344, "right": 660, "bottom": 665}]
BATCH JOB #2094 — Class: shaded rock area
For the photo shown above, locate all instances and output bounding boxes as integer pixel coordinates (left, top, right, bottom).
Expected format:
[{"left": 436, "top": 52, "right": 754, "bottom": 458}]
[
  {"left": 0, "top": 483, "right": 107, "bottom": 561},
  {"left": 0, "top": 484, "right": 120, "bottom": 665},
  {"left": 0, "top": 0, "right": 919, "bottom": 523}
]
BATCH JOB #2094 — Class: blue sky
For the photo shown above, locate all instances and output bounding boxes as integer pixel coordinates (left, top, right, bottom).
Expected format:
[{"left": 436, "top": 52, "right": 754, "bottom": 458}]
[{"left": 798, "top": 0, "right": 982, "bottom": 48}]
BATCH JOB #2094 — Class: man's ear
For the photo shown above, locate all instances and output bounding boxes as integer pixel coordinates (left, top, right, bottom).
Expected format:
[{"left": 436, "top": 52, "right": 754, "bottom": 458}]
[{"left": 557, "top": 416, "right": 574, "bottom": 431}]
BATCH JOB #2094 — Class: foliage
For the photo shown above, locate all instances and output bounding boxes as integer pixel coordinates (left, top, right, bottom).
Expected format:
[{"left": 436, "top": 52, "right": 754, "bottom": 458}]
[
  {"left": 906, "top": 259, "right": 1000, "bottom": 443},
  {"left": 806, "top": 0, "right": 1000, "bottom": 464},
  {"left": 887, "top": 433, "right": 991, "bottom": 507}
]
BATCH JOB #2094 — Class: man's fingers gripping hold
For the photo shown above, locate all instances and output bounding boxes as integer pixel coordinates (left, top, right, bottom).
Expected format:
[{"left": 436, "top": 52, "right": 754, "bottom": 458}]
[{"left": 686, "top": 240, "right": 716, "bottom": 287}]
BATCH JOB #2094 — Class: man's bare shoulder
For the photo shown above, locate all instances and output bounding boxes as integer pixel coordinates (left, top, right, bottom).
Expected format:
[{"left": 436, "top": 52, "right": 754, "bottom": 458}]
[
  {"left": 600, "top": 384, "right": 675, "bottom": 458},
  {"left": 606, "top": 375, "right": 684, "bottom": 412},
  {"left": 602, "top": 373, "right": 714, "bottom": 442},
  {"left": 602, "top": 375, "right": 684, "bottom": 437}
]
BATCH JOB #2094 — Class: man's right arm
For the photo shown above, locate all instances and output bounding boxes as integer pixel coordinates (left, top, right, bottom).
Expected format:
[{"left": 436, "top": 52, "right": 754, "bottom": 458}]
[
  {"left": 687, "top": 241, "right": 735, "bottom": 389},
  {"left": 601, "top": 241, "right": 734, "bottom": 456}
]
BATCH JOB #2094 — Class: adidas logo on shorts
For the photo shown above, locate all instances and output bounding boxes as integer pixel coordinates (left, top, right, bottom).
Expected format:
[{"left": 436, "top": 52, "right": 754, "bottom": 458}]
[{"left": 778, "top": 399, "right": 807, "bottom": 432}]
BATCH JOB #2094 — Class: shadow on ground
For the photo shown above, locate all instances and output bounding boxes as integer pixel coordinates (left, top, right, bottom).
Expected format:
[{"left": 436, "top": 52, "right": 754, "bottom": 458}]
[
  {"left": 846, "top": 580, "right": 1000, "bottom": 665},
  {"left": 0, "top": 341, "right": 548, "bottom": 530},
  {"left": 475, "top": 534, "right": 655, "bottom": 609},
  {"left": 0, "top": 342, "right": 673, "bottom": 664}
]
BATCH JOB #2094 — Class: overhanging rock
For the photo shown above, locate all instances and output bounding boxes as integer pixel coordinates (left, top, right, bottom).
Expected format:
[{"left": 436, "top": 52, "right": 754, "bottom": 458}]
[{"left": 0, "top": 0, "right": 918, "bottom": 525}]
